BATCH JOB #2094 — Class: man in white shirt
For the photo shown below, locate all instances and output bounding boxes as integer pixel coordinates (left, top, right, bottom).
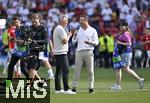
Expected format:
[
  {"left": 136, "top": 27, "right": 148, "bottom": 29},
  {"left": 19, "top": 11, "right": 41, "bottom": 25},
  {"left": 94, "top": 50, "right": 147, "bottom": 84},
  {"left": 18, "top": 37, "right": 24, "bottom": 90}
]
[
  {"left": 72, "top": 15, "right": 99, "bottom": 93},
  {"left": 53, "top": 14, "right": 76, "bottom": 94}
]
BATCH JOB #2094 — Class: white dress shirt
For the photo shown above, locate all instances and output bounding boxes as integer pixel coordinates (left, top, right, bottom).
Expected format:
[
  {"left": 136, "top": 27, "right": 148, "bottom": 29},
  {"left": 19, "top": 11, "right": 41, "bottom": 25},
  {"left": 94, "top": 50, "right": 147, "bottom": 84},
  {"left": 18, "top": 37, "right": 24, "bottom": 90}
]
[{"left": 72, "top": 26, "right": 99, "bottom": 51}]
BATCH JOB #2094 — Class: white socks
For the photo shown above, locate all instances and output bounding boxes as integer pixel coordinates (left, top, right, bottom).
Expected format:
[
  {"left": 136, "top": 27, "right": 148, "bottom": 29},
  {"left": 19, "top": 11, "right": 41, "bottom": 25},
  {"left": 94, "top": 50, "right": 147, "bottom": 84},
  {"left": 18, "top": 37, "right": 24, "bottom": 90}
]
[{"left": 48, "top": 69, "right": 54, "bottom": 79}]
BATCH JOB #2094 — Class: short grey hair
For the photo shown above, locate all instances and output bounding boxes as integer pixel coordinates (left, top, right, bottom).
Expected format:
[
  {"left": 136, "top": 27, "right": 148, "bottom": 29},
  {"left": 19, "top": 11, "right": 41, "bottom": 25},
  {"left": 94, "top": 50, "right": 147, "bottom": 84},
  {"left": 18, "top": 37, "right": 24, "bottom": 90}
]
[{"left": 58, "top": 14, "right": 68, "bottom": 22}]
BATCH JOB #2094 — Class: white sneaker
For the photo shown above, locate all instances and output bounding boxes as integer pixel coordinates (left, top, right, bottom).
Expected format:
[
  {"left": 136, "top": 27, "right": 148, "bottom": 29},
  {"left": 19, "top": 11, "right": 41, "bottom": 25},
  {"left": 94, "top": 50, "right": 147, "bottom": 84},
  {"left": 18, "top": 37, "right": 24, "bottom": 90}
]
[
  {"left": 55, "top": 89, "right": 64, "bottom": 94},
  {"left": 2, "top": 70, "right": 7, "bottom": 74},
  {"left": 63, "top": 89, "right": 76, "bottom": 94},
  {"left": 110, "top": 84, "right": 122, "bottom": 90},
  {"left": 139, "top": 78, "right": 144, "bottom": 89},
  {"left": 48, "top": 76, "right": 55, "bottom": 80}
]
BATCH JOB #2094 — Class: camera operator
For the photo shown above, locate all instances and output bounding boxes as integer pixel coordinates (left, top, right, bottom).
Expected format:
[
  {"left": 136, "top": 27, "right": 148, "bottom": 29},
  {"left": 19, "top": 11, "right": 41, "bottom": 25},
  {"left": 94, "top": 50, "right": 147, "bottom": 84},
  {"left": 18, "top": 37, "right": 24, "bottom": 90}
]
[
  {"left": 27, "top": 13, "right": 54, "bottom": 84},
  {"left": 0, "top": 16, "right": 30, "bottom": 85}
]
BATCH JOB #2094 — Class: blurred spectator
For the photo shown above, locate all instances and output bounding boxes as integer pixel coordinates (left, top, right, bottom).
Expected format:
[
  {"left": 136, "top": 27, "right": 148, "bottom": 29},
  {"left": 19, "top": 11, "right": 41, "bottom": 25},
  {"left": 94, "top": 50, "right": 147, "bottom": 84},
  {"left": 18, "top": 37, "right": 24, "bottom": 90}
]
[
  {"left": 145, "top": 17, "right": 150, "bottom": 29},
  {"left": 18, "top": 4, "right": 30, "bottom": 22},
  {"left": 69, "top": 16, "right": 79, "bottom": 29},
  {"left": 125, "top": 10, "right": 134, "bottom": 26},
  {"left": 84, "top": 0, "right": 95, "bottom": 16},
  {"left": 48, "top": 4, "right": 60, "bottom": 23},
  {"left": 141, "top": 28, "right": 150, "bottom": 68},
  {"left": 119, "top": 1, "right": 129, "bottom": 21},
  {"left": 140, "top": 0, "right": 150, "bottom": 11},
  {"left": 90, "top": 7, "right": 100, "bottom": 34},
  {"left": 0, "top": 36, "right": 8, "bottom": 74},
  {"left": 0, "top": 0, "right": 150, "bottom": 69},
  {"left": 6, "top": 5, "right": 17, "bottom": 19},
  {"left": 99, "top": 33, "right": 111, "bottom": 68},
  {"left": 101, "top": 3, "right": 112, "bottom": 27},
  {"left": 68, "top": 0, "right": 77, "bottom": 10},
  {"left": 98, "top": 28, "right": 114, "bottom": 68},
  {"left": 73, "top": 3, "right": 86, "bottom": 18},
  {"left": 106, "top": 32, "right": 114, "bottom": 68},
  {"left": 0, "top": 3, "right": 7, "bottom": 19},
  {"left": 134, "top": 40, "right": 143, "bottom": 68}
]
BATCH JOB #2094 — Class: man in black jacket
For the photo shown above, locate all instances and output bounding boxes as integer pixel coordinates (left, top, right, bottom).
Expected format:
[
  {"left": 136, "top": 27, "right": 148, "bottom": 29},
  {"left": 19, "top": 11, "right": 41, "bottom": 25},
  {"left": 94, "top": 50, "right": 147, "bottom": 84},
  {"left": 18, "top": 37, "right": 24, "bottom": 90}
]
[{"left": 27, "top": 13, "right": 47, "bottom": 83}]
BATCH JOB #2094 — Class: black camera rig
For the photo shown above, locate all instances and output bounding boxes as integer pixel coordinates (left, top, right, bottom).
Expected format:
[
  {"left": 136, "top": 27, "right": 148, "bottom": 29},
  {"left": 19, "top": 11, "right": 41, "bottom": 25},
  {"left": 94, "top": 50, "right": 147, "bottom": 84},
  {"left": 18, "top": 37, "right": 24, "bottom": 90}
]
[{"left": 19, "top": 25, "right": 43, "bottom": 57}]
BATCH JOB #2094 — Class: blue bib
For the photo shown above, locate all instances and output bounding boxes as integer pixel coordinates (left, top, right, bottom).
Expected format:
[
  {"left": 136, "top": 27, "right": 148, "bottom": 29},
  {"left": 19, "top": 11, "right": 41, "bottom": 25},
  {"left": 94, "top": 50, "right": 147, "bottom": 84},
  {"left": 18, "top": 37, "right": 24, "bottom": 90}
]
[
  {"left": 13, "top": 49, "right": 28, "bottom": 57},
  {"left": 112, "top": 42, "right": 124, "bottom": 69}
]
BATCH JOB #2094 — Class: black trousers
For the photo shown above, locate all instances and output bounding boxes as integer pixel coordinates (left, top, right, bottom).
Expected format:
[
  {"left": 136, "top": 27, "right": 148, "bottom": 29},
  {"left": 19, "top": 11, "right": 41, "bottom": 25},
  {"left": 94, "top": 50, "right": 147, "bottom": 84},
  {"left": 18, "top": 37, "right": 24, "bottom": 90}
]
[
  {"left": 99, "top": 51, "right": 110, "bottom": 68},
  {"left": 8, "top": 54, "right": 29, "bottom": 80},
  {"left": 54, "top": 54, "right": 70, "bottom": 91}
]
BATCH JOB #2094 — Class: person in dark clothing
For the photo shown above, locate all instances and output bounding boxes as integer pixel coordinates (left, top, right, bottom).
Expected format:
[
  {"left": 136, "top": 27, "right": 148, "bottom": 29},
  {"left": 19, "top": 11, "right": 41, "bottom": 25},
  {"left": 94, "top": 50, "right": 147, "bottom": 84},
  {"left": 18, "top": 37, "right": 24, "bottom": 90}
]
[
  {"left": 7, "top": 16, "right": 29, "bottom": 80},
  {"left": 26, "top": 13, "right": 48, "bottom": 86},
  {"left": 0, "top": 16, "right": 30, "bottom": 88},
  {"left": 53, "top": 14, "right": 75, "bottom": 94}
]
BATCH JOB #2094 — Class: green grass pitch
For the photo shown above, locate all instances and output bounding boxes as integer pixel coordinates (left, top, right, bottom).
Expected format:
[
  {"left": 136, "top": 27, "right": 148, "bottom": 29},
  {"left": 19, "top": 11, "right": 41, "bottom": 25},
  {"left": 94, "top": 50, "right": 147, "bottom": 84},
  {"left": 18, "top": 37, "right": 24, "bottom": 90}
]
[{"left": 0, "top": 66, "right": 150, "bottom": 103}]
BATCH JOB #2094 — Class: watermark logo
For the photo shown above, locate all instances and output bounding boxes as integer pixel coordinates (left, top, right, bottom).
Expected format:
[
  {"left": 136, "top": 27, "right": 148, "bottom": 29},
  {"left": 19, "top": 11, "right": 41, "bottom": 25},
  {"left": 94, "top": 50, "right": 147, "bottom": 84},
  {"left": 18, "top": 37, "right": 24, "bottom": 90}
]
[{"left": 0, "top": 78, "right": 50, "bottom": 103}]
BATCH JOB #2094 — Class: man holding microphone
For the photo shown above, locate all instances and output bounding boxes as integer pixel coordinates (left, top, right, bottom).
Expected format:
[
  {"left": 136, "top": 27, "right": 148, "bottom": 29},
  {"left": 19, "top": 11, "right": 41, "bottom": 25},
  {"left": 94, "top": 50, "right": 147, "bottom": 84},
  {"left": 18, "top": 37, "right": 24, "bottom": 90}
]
[{"left": 72, "top": 15, "right": 99, "bottom": 93}]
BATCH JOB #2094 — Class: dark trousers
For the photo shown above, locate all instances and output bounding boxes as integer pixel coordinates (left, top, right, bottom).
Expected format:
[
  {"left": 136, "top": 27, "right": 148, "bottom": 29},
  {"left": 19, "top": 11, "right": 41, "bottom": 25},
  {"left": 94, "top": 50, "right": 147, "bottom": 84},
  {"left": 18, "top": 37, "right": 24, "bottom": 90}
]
[
  {"left": 20, "top": 58, "right": 30, "bottom": 79},
  {"left": 8, "top": 54, "right": 29, "bottom": 80},
  {"left": 99, "top": 51, "right": 110, "bottom": 68},
  {"left": 54, "top": 54, "right": 70, "bottom": 91}
]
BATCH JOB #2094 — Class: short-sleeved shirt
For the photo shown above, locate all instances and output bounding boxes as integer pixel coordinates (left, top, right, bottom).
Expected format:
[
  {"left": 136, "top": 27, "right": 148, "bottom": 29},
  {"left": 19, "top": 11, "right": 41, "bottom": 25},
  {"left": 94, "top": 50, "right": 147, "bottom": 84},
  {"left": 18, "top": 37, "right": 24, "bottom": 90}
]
[
  {"left": 15, "top": 27, "right": 27, "bottom": 52},
  {"left": 8, "top": 26, "right": 16, "bottom": 49},
  {"left": 141, "top": 34, "right": 150, "bottom": 50},
  {"left": 117, "top": 31, "right": 132, "bottom": 53},
  {"left": 53, "top": 25, "right": 68, "bottom": 55},
  {"left": 12, "top": 27, "right": 27, "bottom": 57}
]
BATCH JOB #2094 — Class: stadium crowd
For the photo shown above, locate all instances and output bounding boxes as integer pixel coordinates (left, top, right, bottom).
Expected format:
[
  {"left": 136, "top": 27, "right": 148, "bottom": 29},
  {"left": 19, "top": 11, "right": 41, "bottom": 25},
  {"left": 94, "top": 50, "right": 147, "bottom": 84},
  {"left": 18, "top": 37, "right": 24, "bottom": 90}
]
[{"left": 0, "top": 0, "right": 150, "bottom": 71}]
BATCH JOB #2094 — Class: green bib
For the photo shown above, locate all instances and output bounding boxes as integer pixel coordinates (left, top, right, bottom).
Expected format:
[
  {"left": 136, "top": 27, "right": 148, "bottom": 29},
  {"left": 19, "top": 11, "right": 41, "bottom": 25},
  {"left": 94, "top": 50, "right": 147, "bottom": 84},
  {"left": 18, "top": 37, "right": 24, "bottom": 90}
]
[
  {"left": 17, "top": 45, "right": 26, "bottom": 52},
  {"left": 113, "top": 56, "right": 121, "bottom": 62},
  {"left": 2, "top": 29, "right": 8, "bottom": 45}
]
